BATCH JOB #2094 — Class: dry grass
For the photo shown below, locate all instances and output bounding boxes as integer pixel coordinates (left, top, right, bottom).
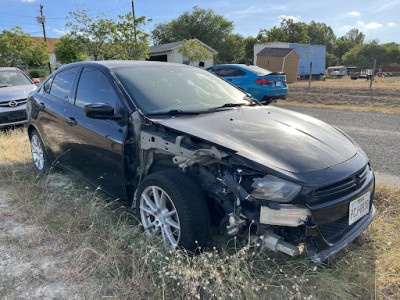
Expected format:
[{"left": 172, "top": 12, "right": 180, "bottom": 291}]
[
  {"left": 290, "top": 76, "right": 400, "bottom": 90},
  {"left": 0, "top": 128, "right": 399, "bottom": 299},
  {"left": 281, "top": 76, "right": 400, "bottom": 114}
]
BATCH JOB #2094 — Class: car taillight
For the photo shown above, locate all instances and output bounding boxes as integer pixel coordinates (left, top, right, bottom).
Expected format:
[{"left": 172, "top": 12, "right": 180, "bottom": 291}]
[
  {"left": 255, "top": 78, "right": 273, "bottom": 85},
  {"left": 284, "top": 80, "right": 287, "bottom": 84}
]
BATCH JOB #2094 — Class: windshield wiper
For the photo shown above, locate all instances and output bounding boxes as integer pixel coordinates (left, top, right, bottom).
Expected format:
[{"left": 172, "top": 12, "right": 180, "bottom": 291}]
[
  {"left": 146, "top": 109, "right": 202, "bottom": 116},
  {"left": 214, "top": 103, "right": 244, "bottom": 109},
  {"left": 0, "top": 84, "right": 8, "bottom": 88}
]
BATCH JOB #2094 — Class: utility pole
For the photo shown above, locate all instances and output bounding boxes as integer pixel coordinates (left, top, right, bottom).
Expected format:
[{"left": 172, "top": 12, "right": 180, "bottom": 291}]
[
  {"left": 37, "top": 4, "right": 52, "bottom": 74},
  {"left": 131, "top": 0, "right": 138, "bottom": 59}
]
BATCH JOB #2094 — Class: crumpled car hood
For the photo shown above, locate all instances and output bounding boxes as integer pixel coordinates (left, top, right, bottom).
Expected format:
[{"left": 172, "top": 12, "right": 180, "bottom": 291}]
[
  {"left": 153, "top": 106, "right": 358, "bottom": 174},
  {"left": 0, "top": 84, "right": 37, "bottom": 102}
]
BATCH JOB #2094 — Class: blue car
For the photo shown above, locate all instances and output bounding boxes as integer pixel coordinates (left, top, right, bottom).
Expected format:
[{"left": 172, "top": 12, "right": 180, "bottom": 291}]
[{"left": 207, "top": 64, "right": 288, "bottom": 104}]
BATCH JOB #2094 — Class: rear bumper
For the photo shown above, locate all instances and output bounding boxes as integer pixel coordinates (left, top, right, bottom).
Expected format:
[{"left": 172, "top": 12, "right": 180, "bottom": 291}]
[
  {"left": 260, "top": 94, "right": 287, "bottom": 104},
  {"left": 247, "top": 87, "right": 288, "bottom": 102}
]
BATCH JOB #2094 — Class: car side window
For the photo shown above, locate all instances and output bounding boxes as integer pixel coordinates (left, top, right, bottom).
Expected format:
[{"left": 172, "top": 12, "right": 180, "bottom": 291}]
[
  {"left": 49, "top": 68, "right": 78, "bottom": 101},
  {"left": 43, "top": 77, "right": 53, "bottom": 94},
  {"left": 212, "top": 67, "right": 246, "bottom": 77},
  {"left": 75, "top": 68, "right": 119, "bottom": 109}
]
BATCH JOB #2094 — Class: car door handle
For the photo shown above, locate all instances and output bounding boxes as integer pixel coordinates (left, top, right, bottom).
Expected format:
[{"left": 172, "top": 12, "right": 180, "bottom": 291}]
[
  {"left": 227, "top": 79, "right": 232, "bottom": 81},
  {"left": 65, "top": 116, "right": 77, "bottom": 126}
]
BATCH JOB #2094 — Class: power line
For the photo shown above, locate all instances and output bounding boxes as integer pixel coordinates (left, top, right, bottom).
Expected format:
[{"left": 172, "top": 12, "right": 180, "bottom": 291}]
[{"left": 0, "top": 2, "right": 131, "bottom": 20}]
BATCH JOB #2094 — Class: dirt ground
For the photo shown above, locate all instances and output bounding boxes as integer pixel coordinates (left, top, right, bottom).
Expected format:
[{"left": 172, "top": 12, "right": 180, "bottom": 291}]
[
  {"left": 0, "top": 185, "right": 98, "bottom": 299},
  {"left": 285, "top": 76, "right": 400, "bottom": 109}
]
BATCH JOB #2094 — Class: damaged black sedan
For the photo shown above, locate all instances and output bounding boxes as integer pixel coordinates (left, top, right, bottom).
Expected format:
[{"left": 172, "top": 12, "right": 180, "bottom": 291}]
[{"left": 27, "top": 61, "right": 375, "bottom": 262}]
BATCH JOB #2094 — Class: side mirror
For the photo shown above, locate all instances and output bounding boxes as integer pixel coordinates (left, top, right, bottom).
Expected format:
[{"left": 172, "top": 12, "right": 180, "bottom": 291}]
[{"left": 84, "top": 103, "right": 115, "bottom": 119}]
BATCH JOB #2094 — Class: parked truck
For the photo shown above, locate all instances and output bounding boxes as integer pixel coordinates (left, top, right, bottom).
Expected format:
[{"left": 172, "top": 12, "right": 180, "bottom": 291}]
[
  {"left": 326, "top": 66, "right": 347, "bottom": 78},
  {"left": 254, "top": 42, "right": 326, "bottom": 80}
]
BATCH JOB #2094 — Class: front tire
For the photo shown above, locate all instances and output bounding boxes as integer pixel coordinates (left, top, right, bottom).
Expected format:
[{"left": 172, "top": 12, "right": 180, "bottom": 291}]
[
  {"left": 136, "top": 170, "right": 210, "bottom": 250},
  {"left": 29, "top": 129, "right": 50, "bottom": 173}
]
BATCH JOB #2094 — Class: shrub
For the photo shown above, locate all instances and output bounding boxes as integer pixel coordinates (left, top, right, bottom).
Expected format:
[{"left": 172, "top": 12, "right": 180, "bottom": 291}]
[{"left": 29, "top": 69, "right": 49, "bottom": 78}]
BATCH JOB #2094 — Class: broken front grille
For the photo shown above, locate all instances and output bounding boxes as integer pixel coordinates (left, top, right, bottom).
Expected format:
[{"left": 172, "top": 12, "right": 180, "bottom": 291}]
[
  {"left": 310, "top": 165, "right": 369, "bottom": 204},
  {"left": 318, "top": 212, "right": 370, "bottom": 244},
  {"left": 319, "top": 214, "right": 351, "bottom": 244}
]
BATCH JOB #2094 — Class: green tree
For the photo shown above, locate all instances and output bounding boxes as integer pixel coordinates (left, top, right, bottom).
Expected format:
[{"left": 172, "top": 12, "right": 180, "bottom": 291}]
[
  {"left": 342, "top": 41, "right": 385, "bottom": 68},
  {"left": 66, "top": 5, "right": 115, "bottom": 60},
  {"left": 217, "top": 34, "right": 245, "bottom": 63},
  {"left": 332, "top": 39, "right": 356, "bottom": 63},
  {"left": 343, "top": 28, "right": 365, "bottom": 44},
  {"left": 242, "top": 36, "right": 258, "bottom": 64},
  {"left": 152, "top": 6, "right": 233, "bottom": 52},
  {"left": 259, "top": 19, "right": 310, "bottom": 44},
  {"left": 110, "top": 13, "right": 152, "bottom": 60},
  {"left": 0, "top": 26, "right": 49, "bottom": 68},
  {"left": 178, "top": 39, "right": 212, "bottom": 65},
  {"left": 307, "top": 21, "right": 336, "bottom": 52},
  {"left": 326, "top": 53, "right": 340, "bottom": 67},
  {"left": 54, "top": 35, "right": 88, "bottom": 64},
  {"left": 29, "top": 39, "right": 49, "bottom": 67},
  {"left": 381, "top": 42, "right": 400, "bottom": 66}
]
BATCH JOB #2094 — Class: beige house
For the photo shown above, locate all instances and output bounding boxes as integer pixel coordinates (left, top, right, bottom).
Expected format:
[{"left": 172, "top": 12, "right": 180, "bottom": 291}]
[
  {"left": 255, "top": 47, "right": 300, "bottom": 83},
  {"left": 148, "top": 39, "right": 218, "bottom": 68}
]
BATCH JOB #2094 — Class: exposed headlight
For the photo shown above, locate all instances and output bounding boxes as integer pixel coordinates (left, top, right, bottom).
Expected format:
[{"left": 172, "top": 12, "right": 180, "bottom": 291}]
[{"left": 251, "top": 175, "right": 301, "bottom": 203}]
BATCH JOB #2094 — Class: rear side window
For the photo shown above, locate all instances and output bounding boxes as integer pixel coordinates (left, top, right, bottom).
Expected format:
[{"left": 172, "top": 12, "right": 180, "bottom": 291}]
[
  {"left": 212, "top": 67, "right": 246, "bottom": 77},
  {"left": 49, "top": 68, "right": 78, "bottom": 101},
  {"left": 240, "top": 65, "right": 272, "bottom": 75},
  {"left": 75, "top": 68, "right": 119, "bottom": 108}
]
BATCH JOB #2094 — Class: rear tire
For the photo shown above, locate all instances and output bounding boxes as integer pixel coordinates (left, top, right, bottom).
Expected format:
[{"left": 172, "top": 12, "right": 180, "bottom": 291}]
[
  {"left": 29, "top": 129, "right": 50, "bottom": 173},
  {"left": 136, "top": 170, "right": 210, "bottom": 250}
]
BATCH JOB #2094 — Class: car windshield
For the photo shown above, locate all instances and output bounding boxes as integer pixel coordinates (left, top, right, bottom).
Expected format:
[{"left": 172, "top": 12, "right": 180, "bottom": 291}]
[
  {"left": 0, "top": 69, "right": 32, "bottom": 87},
  {"left": 114, "top": 65, "right": 249, "bottom": 114},
  {"left": 239, "top": 65, "right": 272, "bottom": 76}
]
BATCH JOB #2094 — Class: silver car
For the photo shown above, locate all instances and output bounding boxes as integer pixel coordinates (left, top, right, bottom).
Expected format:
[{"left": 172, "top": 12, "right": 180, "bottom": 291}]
[{"left": 0, "top": 67, "right": 37, "bottom": 128}]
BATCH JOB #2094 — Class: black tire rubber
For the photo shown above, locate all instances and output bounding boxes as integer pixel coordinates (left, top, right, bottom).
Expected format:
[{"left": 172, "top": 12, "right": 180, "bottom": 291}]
[
  {"left": 136, "top": 169, "right": 210, "bottom": 250},
  {"left": 29, "top": 129, "right": 51, "bottom": 174}
]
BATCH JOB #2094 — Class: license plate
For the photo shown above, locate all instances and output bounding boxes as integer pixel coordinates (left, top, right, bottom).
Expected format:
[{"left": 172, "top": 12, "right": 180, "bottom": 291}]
[
  {"left": 276, "top": 81, "right": 282, "bottom": 87},
  {"left": 349, "top": 192, "right": 370, "bottom": 225}
]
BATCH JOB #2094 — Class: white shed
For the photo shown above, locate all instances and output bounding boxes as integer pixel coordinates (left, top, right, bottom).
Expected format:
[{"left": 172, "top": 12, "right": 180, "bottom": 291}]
[{"left": 148, "top": 39, "right": 218, "bottom": 68}]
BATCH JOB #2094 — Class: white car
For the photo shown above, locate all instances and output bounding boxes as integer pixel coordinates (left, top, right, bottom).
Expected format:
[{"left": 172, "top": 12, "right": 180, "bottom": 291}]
[{"left": 0, "top": 67, "right": 37, "bottom": 128}]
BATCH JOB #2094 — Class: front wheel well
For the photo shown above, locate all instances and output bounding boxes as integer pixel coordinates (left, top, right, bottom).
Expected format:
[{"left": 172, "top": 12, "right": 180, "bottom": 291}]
[{"left": 27, "top": 125, "right": 37, "bottom": 138}]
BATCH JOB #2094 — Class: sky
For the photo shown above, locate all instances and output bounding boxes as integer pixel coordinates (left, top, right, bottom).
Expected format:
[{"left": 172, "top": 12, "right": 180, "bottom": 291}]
[{"left": 0, "top": 0, "right": 399, "bottom": 44}]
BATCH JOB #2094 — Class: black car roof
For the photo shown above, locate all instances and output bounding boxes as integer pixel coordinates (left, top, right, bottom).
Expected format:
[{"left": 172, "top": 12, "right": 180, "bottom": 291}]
[{"left": 57, "top": 60, "right": 192, "bottom": 73}]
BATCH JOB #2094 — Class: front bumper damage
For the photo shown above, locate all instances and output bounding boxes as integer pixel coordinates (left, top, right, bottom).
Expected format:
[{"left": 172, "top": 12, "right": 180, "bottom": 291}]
[
  {"left": 135, "top": 116, "right": 376, "bottom": 263},
  {"left": 306, "top": 205, "right": 376, "bottom": 263},
  {"left": 256, "top": 167, "right": 376, "bottom": 262}
]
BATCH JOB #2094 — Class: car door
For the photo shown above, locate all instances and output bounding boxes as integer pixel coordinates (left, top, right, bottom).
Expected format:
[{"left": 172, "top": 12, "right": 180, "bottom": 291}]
[
  {"left": 62, "top": 67, "right": 128, "bottom": 199},
  {"left": 34, "top": 67, "right": 80, "bottom": 163}
]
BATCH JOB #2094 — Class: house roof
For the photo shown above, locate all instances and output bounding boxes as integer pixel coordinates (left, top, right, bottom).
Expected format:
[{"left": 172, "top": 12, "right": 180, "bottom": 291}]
[
  {"left": 150, "top": 39, "right": 218, "bottom": 54},
  {"left": 256, "top": 47, "right": 295, "bottom": 57},
  {"left": 30, "top": 37, "right": 59, "bottom": 53},
  {"left": 151, "top": 41, "right": 184, "bottom": 53}
]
